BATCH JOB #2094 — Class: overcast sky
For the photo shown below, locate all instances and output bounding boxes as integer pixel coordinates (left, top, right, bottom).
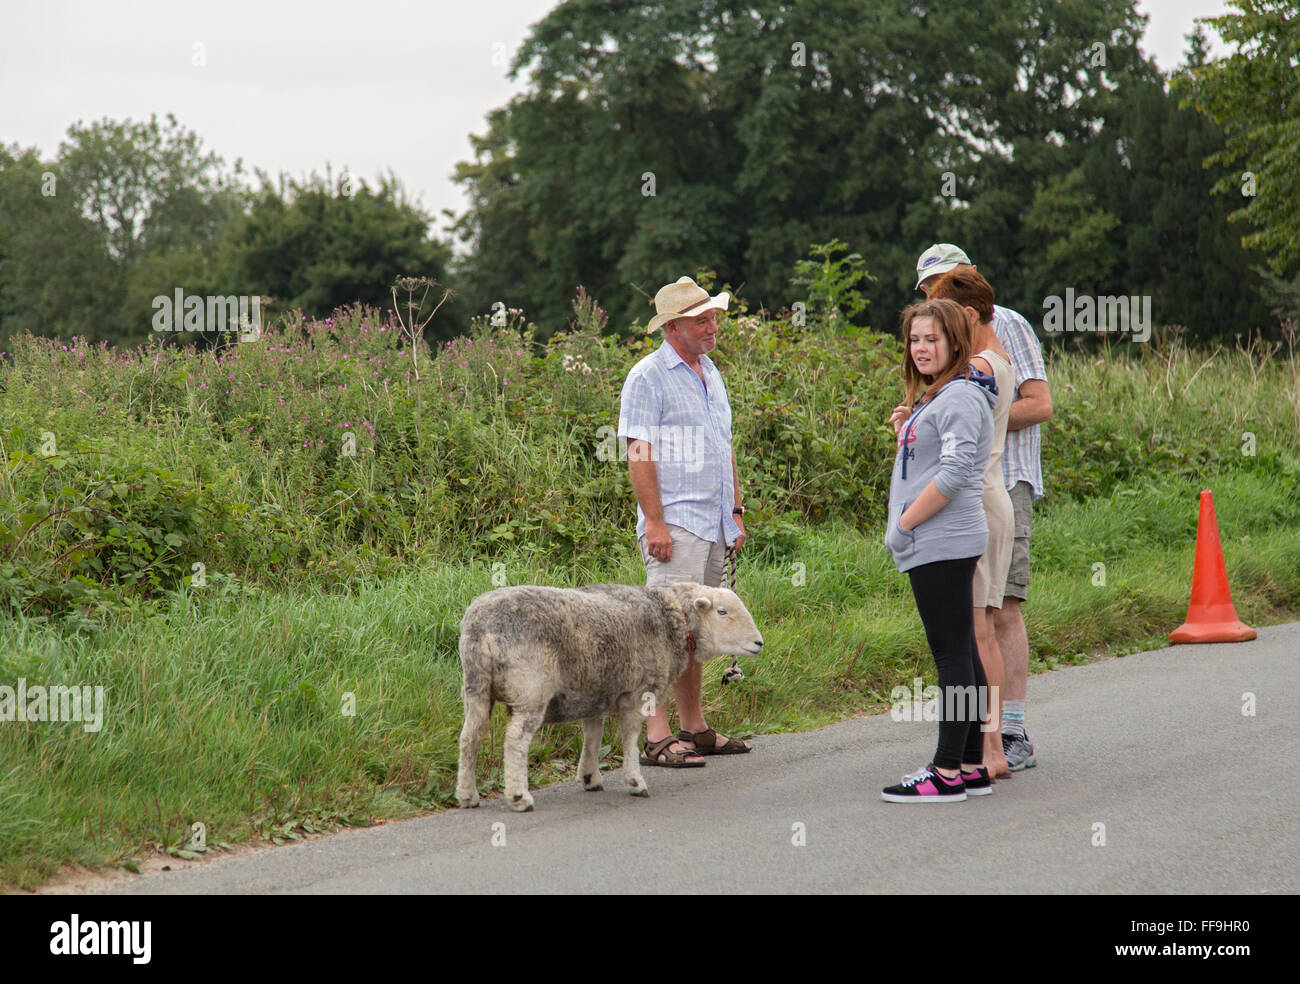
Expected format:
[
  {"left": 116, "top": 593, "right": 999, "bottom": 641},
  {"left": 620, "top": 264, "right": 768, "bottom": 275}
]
[{"left": 1, "top": 0, "right": 1232, "bottom": 238}]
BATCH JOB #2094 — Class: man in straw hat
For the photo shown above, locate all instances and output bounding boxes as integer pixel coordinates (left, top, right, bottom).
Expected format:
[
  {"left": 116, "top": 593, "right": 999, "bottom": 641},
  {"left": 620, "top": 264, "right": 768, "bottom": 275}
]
[{"left": 617, "top": 276, "right": 751, "bottom": 766}]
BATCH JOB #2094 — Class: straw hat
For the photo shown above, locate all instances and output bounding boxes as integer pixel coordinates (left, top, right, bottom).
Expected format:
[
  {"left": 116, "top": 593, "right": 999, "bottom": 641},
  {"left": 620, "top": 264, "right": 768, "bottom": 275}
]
[{"left": 647, "top": 276, "right": 730, "bottom": 332}]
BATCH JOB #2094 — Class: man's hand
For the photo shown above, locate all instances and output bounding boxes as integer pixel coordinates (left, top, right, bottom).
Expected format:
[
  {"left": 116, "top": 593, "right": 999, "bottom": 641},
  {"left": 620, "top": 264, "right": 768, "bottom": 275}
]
[
  {"left": 732, "top": 514, "right": 746, "bottom": 554},
  {"left": 644, "top": 518, "right": 673, "bottom": 562}
]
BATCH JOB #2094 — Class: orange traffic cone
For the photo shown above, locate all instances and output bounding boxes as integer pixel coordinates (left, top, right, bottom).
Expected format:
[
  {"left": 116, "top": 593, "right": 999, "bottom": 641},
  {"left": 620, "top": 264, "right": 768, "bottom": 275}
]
[{"left": 1169, "top": 490, "right": 1256, "bottom": 644}]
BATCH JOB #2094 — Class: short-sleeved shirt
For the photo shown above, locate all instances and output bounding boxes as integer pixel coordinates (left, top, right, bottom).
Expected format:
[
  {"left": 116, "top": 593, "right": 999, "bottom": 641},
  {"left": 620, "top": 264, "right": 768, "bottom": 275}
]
[
  {"left": 992, "top": 304, "right": 1047, "bottom": 500},
  {"left": 617, "top": 340, "right": 740, "bottom": 546}
]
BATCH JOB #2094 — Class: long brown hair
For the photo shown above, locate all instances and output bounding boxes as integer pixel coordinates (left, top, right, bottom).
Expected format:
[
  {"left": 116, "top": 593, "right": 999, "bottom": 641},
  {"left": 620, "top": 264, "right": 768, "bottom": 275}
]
[{"left": 899, "top": 298, "right": 977, "bottom": 406}]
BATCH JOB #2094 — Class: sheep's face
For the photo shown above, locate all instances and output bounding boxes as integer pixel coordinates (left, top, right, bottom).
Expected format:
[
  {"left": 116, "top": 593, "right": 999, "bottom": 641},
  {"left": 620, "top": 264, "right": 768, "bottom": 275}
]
[{"left": 692, "top": 587, "right": 764, "bottom": 659}]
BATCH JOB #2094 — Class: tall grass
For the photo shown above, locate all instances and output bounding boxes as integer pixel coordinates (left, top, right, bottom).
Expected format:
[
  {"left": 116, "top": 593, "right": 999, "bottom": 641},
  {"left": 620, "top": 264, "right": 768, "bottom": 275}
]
[{"left": 3, "top": 303, "right": 1296, "bottom": 618}]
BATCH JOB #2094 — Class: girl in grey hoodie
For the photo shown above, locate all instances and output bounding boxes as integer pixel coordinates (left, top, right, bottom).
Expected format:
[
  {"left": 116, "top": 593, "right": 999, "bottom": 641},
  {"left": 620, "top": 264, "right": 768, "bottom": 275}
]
[{"left": 881, "top": 298, "right": 998, "bottom": 803}]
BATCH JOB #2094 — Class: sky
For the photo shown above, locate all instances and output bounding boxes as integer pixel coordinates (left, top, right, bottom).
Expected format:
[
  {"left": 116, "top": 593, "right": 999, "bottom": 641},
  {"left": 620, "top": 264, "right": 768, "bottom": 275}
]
[{"left": 0, "top": 0, "right": 1233, "bottom": 239}]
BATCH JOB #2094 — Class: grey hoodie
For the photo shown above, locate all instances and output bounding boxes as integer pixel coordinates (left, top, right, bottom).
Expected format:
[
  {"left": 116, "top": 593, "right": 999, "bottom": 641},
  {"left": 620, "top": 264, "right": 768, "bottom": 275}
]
[{"left": 885, "top": 371, "right": 997, "bottom": 573}]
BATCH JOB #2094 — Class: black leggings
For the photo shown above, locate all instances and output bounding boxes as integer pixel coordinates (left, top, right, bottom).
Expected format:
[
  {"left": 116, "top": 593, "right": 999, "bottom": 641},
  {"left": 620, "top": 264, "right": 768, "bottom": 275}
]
[{"left": 907, "top": 556, "right": 988, "bottom": 770}]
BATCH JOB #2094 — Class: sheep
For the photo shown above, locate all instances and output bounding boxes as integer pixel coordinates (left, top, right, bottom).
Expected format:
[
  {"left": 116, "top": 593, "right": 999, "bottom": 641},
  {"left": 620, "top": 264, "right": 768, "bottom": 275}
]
[{"left": 455, "top": 582, "right": 764, "bottom": 811}]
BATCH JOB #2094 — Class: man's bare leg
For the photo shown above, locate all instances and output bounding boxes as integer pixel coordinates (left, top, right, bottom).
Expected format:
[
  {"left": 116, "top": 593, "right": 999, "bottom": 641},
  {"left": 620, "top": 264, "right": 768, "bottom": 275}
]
[
  {"left": 674, "top": 657, "right": 747, "bottom": 750},
  {"left": 994, "top": 598, "right": 1028, "bottom": 702}
]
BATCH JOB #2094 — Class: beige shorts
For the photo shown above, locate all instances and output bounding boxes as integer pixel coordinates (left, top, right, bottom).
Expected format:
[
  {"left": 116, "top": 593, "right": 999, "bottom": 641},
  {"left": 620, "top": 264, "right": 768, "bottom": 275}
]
[
  {"left": 639, "top": 523, "right": 726, "bottom": 588},
  {"left": 973, "top": 483, "right": 1014, "bottom": 609}
]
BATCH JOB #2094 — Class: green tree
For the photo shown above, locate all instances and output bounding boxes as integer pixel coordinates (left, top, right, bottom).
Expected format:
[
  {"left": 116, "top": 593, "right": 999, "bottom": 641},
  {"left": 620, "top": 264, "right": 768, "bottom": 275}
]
[
  {"left": 45, "top": 115, "right": 246, "bottom": 346},
  {"left": 0, "top": 145, "right": 120, "bottom": 347},
  {"left": 218, "top": 171, "right": 461, "bottom": 336},
  {"left": 454, "top": 0, "right": 1163, "bottom": 332},
  {"left": 454, "top": 0, "right": 742, "bottom": 330},
  {"left": 1180, "top": 0, "right": 1300, "bottom": 276},
  {"left": 57, "top": 113, "right": 240, "bottom": 268},
  {"left": 1021, "top": 168, "right": 1122, "bottom": 297},
  {"left": 1076, "top": 37, "right": 1274, "bottom": 342}
]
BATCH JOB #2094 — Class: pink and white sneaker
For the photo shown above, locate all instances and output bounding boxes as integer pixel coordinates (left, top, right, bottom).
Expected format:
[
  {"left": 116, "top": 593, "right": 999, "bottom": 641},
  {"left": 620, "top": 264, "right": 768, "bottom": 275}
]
[{"left": 960, "top": 766, "right": 993, "bottom": 796}]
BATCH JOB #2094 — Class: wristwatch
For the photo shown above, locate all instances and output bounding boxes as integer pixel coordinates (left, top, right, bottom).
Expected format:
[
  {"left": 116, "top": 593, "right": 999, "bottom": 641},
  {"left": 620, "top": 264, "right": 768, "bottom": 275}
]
[{"left": 732, "top": 505, "right": 745, "bottom": 516}]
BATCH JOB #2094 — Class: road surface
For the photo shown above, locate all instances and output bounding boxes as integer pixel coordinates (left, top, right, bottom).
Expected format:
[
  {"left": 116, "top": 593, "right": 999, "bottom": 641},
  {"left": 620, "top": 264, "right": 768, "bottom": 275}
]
[{"left": 87, "top": 622, "right": 1298, "bottom": 894}]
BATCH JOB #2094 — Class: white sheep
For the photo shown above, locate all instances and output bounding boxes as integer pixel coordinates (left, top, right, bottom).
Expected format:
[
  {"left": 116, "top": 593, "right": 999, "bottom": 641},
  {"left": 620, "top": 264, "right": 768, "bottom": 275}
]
[{"left": 455, "top": 582, "right": 763, "bottom": 811}]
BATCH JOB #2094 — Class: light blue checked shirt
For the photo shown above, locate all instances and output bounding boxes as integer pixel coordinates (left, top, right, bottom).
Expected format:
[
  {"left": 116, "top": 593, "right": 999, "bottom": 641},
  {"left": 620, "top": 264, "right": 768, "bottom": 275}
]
[
  {"left": 993, "top": 304, "right": 1047, "bottom": 500},
  {"left": 617, "top": 340, "right": 741, "bottom": 546}
]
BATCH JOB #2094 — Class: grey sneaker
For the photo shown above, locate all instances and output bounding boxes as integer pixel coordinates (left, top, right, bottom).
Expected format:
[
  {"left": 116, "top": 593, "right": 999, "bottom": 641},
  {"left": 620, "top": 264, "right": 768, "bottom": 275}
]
[{"left": 1002, "top": 733, "right": 1037, "bottom": 771}]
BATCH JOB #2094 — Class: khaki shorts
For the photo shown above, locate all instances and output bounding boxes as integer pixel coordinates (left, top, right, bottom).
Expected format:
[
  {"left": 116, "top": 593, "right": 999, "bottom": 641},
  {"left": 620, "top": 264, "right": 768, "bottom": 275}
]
[
  {"left": 639, "top": 523, "right": 726, "bottom": 588},
  {"left": 973, "top": 483, "right": 1014, "bottom": 610},
  {"left": 1004, "top": 481, "right": 1033, "bottom": 602}
]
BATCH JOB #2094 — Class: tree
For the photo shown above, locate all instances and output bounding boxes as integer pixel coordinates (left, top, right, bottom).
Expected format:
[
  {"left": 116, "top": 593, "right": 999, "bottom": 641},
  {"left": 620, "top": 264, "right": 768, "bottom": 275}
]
[
  {"left": 1020, "top": 168, "right": 1122, "bottom": 298},
  {"left": 454, "top": 0, "right": 741, "bottom": 330},
  {"left": 1077, "top": 39, "right": 1274, "bottom": 342},
  {"left": 45, "top": 115, "right": 247, "bottom": 346},
  {"left": 58, "top": 114, "right": 241, "bottom": 268},
  {"left": 0, "top": 145, "right": 120, "bottom": 346},
  {"left": 454, "top": 0, "right": 1166, "bottom": 332},
  {"left": 3, "top": 119, "right": 462, "bottom": 349},
  {"left": 218, "top": 171, "right": 462, "bottom": 335},
  {"left": 1180, "top": 0, "right": 1300, "bottom": 276}
]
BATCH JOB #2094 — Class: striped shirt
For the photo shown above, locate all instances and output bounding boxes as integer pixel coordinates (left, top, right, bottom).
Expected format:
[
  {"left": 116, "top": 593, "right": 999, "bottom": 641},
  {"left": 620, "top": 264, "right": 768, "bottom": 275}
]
[
  {"left": 617, "top": 340, "right": 741, "bottom": 546},
  {"left": 992, "top": 304, "right": 1047, "bottom": 499}
]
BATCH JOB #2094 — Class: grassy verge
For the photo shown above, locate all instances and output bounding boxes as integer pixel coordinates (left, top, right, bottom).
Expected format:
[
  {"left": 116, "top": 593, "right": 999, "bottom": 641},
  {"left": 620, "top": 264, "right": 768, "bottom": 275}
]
[{"left": 3, "top": 468, "right": 1297, "bottom": 889}]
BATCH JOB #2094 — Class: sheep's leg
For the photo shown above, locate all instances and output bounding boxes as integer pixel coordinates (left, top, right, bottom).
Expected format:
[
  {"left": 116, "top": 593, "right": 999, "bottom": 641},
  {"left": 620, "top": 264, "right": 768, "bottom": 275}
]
[
  {"left": 619, "top": 703, "right": 650, "bottom": 798},
  {"left": 503, "top": 708, "right": 542, "bottom": 812},
  {"left": 579, "top": 716, "right": 604, "bottom": 791},
  {"left": 456, "top": 687, "right": 491, "bottom": 808}
]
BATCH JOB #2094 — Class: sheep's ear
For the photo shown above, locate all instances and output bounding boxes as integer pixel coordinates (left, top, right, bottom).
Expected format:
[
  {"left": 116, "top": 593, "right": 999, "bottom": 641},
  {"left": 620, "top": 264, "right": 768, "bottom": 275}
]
[{"left": 693, "top": 595, "right": 713, "bottom": 612}]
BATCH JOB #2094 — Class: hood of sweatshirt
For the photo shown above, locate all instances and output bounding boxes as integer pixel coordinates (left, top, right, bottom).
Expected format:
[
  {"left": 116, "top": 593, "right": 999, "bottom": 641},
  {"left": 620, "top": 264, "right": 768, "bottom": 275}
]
[{"left": 935, "top": 367, "right": 999, "bottom": 408}]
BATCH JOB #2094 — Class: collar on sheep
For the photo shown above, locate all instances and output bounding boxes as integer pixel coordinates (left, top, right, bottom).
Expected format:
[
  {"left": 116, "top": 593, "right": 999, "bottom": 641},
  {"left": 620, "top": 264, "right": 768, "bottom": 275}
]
[{"left": 683, "top": 610, "right": 696, "bottom": 655}]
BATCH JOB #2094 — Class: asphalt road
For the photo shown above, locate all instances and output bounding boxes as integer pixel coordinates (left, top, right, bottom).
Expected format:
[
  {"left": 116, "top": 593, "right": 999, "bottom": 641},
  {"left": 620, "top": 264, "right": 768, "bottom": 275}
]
[{"left": 93, "top": 622, "right": 1298, "bottom": 894}]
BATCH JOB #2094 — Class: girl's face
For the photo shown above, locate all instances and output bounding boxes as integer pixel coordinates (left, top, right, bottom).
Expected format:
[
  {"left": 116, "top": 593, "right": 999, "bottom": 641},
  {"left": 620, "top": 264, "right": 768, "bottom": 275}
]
[{"left": 909, "top": 315, "right": 951, "bottom": 377}]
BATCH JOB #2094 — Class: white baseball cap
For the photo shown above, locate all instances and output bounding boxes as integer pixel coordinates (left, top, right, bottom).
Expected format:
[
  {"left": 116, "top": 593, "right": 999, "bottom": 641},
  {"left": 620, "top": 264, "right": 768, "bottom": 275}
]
[{"left": 914, "top": 244, "right": 972, "bottom": 289}]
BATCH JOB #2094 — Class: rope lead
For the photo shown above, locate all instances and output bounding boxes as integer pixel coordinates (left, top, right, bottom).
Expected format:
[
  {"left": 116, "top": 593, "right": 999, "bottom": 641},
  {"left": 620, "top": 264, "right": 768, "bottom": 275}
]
[{"left": 721, "top": 543, "right": 744, "bottom": 684}]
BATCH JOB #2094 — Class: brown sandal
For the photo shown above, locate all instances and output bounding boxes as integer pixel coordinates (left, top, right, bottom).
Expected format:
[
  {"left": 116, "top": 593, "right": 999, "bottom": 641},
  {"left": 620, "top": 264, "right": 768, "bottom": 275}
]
[
  {"left": 677, "top": 727, "right": 751, "bottom": 755},
  {"left": 640, "top": 735, "right": 706, "bottom": 768}
]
